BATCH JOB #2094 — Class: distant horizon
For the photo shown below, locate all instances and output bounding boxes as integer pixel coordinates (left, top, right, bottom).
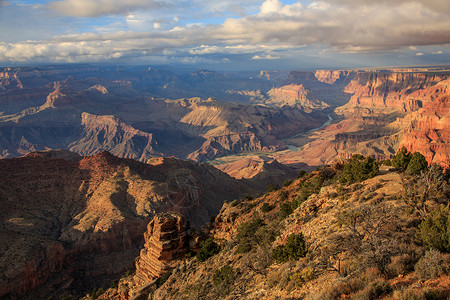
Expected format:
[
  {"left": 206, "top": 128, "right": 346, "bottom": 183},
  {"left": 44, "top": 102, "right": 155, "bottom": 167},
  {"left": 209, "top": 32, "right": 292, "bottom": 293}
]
[{"left": 2, "top": 62, "right": 450, "bottom": 73}]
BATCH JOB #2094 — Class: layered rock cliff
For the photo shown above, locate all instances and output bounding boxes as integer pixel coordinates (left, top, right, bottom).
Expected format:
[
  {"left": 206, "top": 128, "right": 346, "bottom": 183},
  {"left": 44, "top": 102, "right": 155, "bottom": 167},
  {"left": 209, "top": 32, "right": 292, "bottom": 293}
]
[
  {"left": 134, "top": 213, "right": 188, "bottom": 284},
  {"left": 266, "top": 84, "right": 329, "bottom": 110}
]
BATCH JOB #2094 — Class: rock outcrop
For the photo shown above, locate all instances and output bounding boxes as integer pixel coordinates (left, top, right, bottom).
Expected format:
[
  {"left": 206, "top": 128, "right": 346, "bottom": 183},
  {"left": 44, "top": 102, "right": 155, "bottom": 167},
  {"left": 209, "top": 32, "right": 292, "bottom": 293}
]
[
  {"left": 134, "top": 213, "right": 188, "bottom": 284},
  {"left": 314, "top": 70, "right": 353, "bottom": 84},
  {"left": 69, "top": 112, "right": 160, "bottom": 161}
]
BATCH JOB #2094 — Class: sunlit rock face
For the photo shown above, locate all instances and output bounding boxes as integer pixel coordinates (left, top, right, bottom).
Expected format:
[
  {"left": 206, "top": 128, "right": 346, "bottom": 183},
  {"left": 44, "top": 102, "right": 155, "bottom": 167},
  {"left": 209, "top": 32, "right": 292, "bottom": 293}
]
[{"left": 134, "top": 212, "right": 188, "bottom": 284}]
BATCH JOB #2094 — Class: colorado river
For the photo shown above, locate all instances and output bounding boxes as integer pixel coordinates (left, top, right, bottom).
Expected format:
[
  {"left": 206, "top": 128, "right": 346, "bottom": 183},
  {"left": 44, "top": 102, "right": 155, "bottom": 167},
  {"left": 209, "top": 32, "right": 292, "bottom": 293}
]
[{"left": 283, "top": 114, "right": 333, "bottom": 151}]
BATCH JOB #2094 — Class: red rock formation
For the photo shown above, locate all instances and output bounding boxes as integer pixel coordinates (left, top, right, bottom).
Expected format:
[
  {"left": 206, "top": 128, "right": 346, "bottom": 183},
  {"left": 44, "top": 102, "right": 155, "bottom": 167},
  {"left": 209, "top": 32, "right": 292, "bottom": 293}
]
[
  {"left": 314, "top": 70, "right": 353, "bottom": 84},
  {"left": 134, "top": 213, "right": 188, "bottom": 284}
]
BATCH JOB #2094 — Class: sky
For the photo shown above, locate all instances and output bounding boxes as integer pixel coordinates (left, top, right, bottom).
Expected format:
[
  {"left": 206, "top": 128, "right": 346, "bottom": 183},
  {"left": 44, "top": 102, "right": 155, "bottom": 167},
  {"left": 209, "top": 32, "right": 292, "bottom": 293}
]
[{"left": 0, "top": 0, "right": 450, "bottom": 70}]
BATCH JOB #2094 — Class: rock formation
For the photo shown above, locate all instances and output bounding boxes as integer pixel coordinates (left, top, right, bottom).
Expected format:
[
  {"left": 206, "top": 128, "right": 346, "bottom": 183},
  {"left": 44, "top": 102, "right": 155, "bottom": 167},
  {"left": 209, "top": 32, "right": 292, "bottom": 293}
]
[
  {"left": 266, "top": 84, "right": 329, "bottom": 110},
  {"left": 134, "top": 213, "right": 188, "bottom": 284}
]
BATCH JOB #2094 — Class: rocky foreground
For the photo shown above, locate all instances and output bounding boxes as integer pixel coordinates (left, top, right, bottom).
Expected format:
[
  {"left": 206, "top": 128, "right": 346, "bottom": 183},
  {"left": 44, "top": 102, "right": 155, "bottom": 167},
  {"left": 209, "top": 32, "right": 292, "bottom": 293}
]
[{"left": 97, "top": 154, "right": 450, "bottom": 299}]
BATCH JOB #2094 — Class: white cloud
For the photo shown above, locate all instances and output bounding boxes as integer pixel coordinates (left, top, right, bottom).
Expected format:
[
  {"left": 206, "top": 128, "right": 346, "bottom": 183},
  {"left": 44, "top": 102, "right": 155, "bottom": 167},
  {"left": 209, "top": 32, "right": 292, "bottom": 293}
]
[
  {"left": 252, "top": 53, "right": 280, "bottom": 60},
  {"left": 259, "top": 0, "right": 283, "bottom": 15},
  {"left": 416, "top": 52, "right": 425, "bottom": 56},
  {"left": 432, "top": 50, "right": 444, "bottom": 54}
]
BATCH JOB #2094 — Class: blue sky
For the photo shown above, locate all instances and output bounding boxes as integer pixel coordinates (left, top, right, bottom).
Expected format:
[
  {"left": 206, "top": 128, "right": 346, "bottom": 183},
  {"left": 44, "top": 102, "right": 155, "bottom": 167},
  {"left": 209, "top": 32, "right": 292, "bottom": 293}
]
[{"left": 1, "top": 0, "right": 449, "bottom": 70}]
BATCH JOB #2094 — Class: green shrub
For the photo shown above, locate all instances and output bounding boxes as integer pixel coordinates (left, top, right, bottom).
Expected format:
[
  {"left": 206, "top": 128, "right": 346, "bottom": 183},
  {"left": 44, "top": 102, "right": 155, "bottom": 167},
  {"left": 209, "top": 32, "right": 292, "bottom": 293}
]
[
  {"left": 423, "top": 289, "right": 442, "bottom": 300},
  {"left": 213, "top": 265, "right": 235, "bottom": 286},
  {"left": 279, "top": 202, "right": 294, "bottom": 219},
  {"left": 406, "top": 152, "right": 428, "bottom": 175},
  {"left": 298, "top": 170, "right": 307, "bottom": 178},
  {"left": 196, "top": 239, "right": 220, "bottom": 262},
  {"left": 235, "top": 218, "right": 265, "bottom": 253},
  {"left": 230, "top": 199, "right": 240, "bottom": 207},
  {"left": 236, "top": 218, "right": 264, "bottom": 240},
  {"left": 339, "top": 154, "right": 379, "bottom": 185},
  {"left": 272, "top": 233, "right": 307, "bottom": 263},
  {"left": 414, "top": 249, "right": 446, "bottom": 280},
  {"left": 261, "top": 202, "right": 273, "bottom": 213},
  {"left": 392, "top": 146, "right": 412, "bottom": 170},
  {"left": 267, "top": 184, "right": 280, "bottom": 193},
  {"left": 282, "top": 179, "right": 293, "bottom": 187},
  {"left": 156, "top": 270, "right": 172, "bottom": 288},
  {"left": 418, "top": 205, "right": 450, "bottom": 253}
]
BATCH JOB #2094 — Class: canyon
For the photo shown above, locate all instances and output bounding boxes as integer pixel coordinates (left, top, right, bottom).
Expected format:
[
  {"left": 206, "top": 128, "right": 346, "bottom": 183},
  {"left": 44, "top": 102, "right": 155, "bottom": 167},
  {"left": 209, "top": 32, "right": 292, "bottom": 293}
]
[{"left": 0, "top": 64, "right": 449, "bottom": 298}]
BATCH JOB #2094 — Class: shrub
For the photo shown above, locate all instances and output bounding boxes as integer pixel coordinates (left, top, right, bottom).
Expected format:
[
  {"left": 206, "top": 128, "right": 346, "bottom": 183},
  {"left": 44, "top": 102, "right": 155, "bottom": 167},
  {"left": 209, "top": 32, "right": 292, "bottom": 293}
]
[
  {"left": 406, "top": 152, "right": 428, "bottom": 175},
  {"left": 261, "top": 202, "right": 273, "bottom": 213},
  {"left": 386, "top": 254, "right": 416, "bottom": 277},
  {"left": 282, "top": 179, "right": 293, "bottom": 187},
  {"left": 353, "top": 280, "right": 392, "bottom": 300},
  {"left": 236, "top": 218, "right": 264, "bottom": 240},
  {"left": 155, "top": 270, "right": 172, "bottom": 288},
  {"left": 298, "top": 170, "right": 307, "bottom": 178},
  {"left": 230, "top": 199, "right": 240, "bottom": 207},
  {"left": 414, "top": 249, "right": 446, "bottom": 280},
  {"left": 213, "top": 265, "right": 235, "bottom": 286},
  {"left": 235, "top": 218, "right": 265, "bottom": 253},
  {"left": 272, "top": 233, "right": 307, "bottom": 263},
  {"left": 267, "top": 184, "right": 280, "bottom": 193},
  {"left": 279, "top": 202, "right": 294, "bottom": 219},
  {"left": 392, "top": 146, "right": 412, "bottom": 170},
  {"left": 339, "top": 154, "right": 379, "bottom": 185},
  {"left": 196, "top": 239, "right": 220, "bottom": 262},
  {"left": 418, "top": 205, "right": 450, "bottom": 253},
  {"left": 423, "top": 289, "right": 442, "bottom": 300}
]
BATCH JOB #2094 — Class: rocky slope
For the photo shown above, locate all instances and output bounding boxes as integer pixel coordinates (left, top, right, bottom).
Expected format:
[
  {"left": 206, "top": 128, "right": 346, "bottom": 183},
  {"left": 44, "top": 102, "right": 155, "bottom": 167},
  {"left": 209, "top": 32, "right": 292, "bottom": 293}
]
[
  {"left": 0, "top": 150, "right": 253, "bottom": 299},
  {"left": 104, "top": 157, "right": 450, "bottom": 300},
  {"left": 214, "top": 155, "right": 300, "bottom": 188}
]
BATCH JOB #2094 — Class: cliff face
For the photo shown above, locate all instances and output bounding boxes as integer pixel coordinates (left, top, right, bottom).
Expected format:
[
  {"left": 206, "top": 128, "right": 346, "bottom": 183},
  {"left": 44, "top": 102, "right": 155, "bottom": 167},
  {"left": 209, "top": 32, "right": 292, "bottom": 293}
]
[
  {"left": 314, "top": 70, "right": 353, "bottom": 84},
  {"left": 69, "top": 112, "right": 160, "bottom": 161},
  {"left": 339, "top": 72, "right": 449, "bottom": 114},
  {"left": 276, "top": 70, "right": 450, "bottom": 167},
  {"left": 0, "top": 151, "right": 250, "bottom": 299}
]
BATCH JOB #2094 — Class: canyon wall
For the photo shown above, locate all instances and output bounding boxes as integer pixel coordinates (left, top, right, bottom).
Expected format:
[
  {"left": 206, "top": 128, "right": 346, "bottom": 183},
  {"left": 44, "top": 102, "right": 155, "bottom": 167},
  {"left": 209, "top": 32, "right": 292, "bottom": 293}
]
[{"left": 0, "top": 150, "right": 250, "bottom": 299}]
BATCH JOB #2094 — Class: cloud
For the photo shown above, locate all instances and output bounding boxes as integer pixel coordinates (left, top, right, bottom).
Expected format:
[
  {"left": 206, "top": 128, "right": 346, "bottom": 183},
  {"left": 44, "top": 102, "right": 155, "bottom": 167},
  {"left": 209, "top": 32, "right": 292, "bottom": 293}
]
[
  {"left": 2, "top": 0, "right": 450, "bottom": 65},
  {"left": 47, "top": 0, "right": 165, "bottom": 17},
  {"left": 321, "top": 0, "right": 450, "bottom": 13},
  {"left": 432, "top": 50, "right": 444, "bottom": 54},
  {"left": 416, "top": 52, "right": 425, "bottom": 56},
  {"left": 252, "top": 53, "right": 280, "bottom": 60}
]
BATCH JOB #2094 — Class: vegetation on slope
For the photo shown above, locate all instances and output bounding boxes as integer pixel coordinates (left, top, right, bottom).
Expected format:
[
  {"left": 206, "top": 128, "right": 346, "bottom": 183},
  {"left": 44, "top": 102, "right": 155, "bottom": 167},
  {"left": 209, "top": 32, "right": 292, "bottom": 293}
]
[{"left": 99, "top": 149, "right": 450, "bottom": 300}]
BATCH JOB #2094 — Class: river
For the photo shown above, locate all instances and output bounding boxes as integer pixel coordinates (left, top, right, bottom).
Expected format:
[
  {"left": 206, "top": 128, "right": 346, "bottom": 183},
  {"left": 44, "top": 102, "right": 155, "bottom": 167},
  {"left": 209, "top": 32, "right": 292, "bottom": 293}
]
[{"left": 283, "top": 114, "right": 333, "bottom": 151}]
